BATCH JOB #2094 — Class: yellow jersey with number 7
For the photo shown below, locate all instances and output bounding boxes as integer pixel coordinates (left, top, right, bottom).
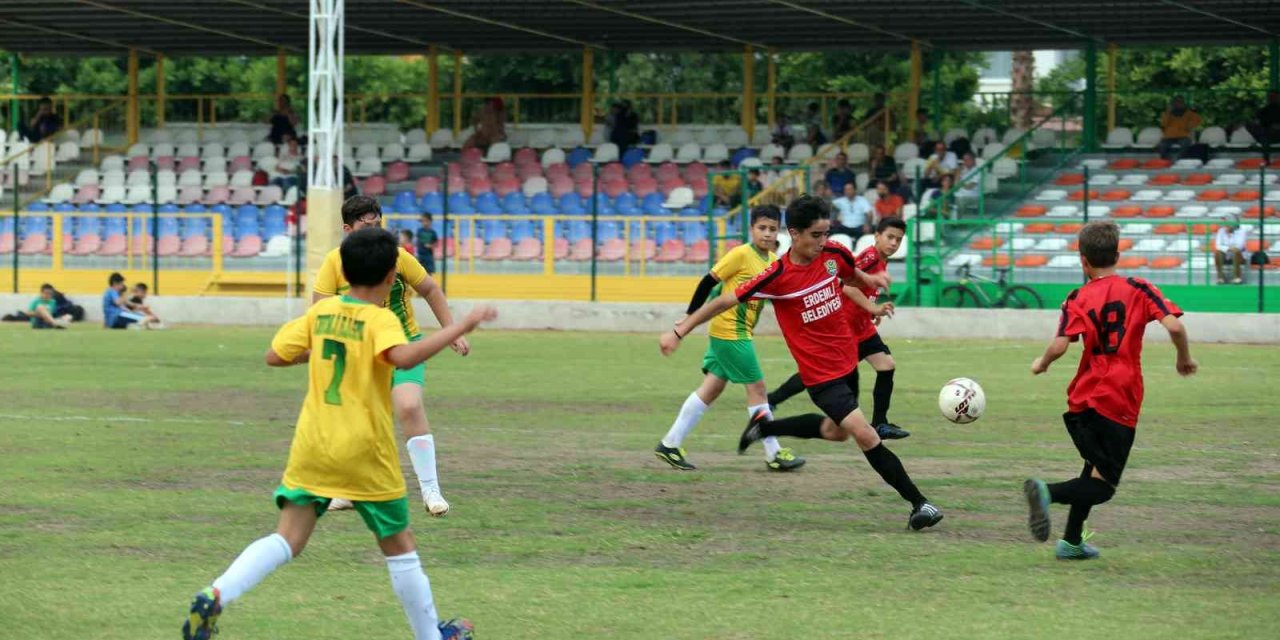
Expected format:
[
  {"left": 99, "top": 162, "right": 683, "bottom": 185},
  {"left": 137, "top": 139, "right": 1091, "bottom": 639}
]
[{"left": 271, "top": 295, "right": 410, "bottom": 501}]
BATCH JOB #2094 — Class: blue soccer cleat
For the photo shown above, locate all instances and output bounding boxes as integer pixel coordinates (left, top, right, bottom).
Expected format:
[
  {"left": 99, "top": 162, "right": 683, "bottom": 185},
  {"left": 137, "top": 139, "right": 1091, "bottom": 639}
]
[
  {"left": 1023, "top": 478, "right": 1052, "bottom": 542},
  {"left": 182, "top": 587, "right": 222, "bottom": 640},
  {"left": 1055, "top": 528, "right": 1101, "bottom": 560},
  {"left": 439, "top": 618, "right": 475, "bottom": 640}
]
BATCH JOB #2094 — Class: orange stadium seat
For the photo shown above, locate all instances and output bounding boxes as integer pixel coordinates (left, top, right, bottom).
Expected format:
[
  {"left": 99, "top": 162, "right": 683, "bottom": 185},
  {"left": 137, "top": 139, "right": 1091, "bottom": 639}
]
[
  {"left": 1111, "top": 205, "right": 1143, "bottom": 218},
  {"left": 1067, "top": 189, "right": 1099, "bottom": 201},
  {"left": 1054, "top": 173, "right": 1085, "bottom": 186},
  {"left": 1247, "top": 239, "right": 1264, "bottom": 253},
  {"left": 1244, "top": 205, "right": 1276, "bottom": 218},
  {"left": 1141, "top": 158, "right": 1172, "bottom": 169},
  {"left": 1235, "top": 158, "right": 1265, "bottom": 170},
  {"left": 1023, "top": 223, "right": 1055, "bottom": 234},
  {"left": 1109, "top": 158, "right": 1139, "bottom": 170},
  {"left": 1196, "top": 190, "right": 1227, "bottom": 202},
  {"left": 1181, "top": 173, "right": 1213, "bottom": 186},
  {"left": 1100, "top": 189, "right": 1132, "bottom": 201},
  {"left": 1147, "top": 174, "right": 1179, "bottom": 186},
  {"left": 1154, "top": 224, "right": 1185, "bottom": 234},
  {"left": 1056, "top": 223, "right": 1083, "bottom": 234},
  {"left": 970, "top": 237, "right": 1004, "bottom": 250},
  {"left": 1117, "top": 256, "right": 1148, "bottom": 268},
  {"left": 1016, "top": 204, "right": 1048, "bottom": 217},
  {"left": 1149, "top": 256, "right": 1184, "bottom": 269},
  {"left": 1015, "top": 255, "right": 1049, "bottom": 268},
  {"left": 1146, "top": 205, "right": 1175, "bottom": 218},
  {"left": 982, "top": 254, "right": 1012, "bottom": 267},
  {"left": 1231, "top": 190, "right": 1261, "bottom": 202}
]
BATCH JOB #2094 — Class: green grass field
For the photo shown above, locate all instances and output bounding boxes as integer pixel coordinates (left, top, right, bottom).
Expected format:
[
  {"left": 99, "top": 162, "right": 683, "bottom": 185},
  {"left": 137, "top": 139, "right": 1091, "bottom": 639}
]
[{"left": 1, "top": 325, "right": 1277, "bottom": 639}]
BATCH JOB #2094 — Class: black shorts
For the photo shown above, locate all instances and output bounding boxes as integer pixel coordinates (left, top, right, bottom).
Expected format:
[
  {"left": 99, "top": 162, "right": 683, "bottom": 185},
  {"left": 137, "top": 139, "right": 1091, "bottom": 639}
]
[
  {"left": 857, "top": 333, "right": 891, "bottom": 360},
  {"left": 1063, "top": 409, "right": 1136, "bottom": 486},
  {"left": 807, "top": 370, "right": 860, "bottom": 424}
]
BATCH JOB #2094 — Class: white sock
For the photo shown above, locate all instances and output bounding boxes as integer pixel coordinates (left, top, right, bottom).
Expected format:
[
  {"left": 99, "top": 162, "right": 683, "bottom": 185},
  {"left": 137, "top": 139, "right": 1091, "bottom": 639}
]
[
  {"left": 661, "top": 392, "right": 709, "bottom": 448},
  {"left": 748, "top": 403, "right": 782, "bottom": 460},
  {"left": 212, "top": 533, "right": 293, "bottom": 605},
  {"left": 387, "top": 551, "right": 441, "bottom": 640},
  {"left": 407, "top": 435, "right": 440, "bottom": 498}
]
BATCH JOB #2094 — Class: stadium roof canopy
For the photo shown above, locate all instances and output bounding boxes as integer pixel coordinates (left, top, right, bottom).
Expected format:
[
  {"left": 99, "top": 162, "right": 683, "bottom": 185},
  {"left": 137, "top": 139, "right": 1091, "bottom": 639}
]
[{"left": 0, "top": 0, "right": 1278, "bottom": 57}]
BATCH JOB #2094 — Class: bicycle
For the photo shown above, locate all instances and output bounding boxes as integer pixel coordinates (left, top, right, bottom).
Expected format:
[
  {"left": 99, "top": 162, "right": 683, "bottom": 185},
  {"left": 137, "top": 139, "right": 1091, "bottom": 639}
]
[{"left": 940, "top": 264, "right": 1045, "bottom": 309}]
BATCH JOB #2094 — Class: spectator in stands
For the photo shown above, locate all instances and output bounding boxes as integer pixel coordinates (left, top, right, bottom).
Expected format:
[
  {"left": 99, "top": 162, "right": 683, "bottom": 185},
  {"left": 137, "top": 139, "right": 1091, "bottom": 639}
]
[
  {"left": 1156, "top": 95, "right": 1201, "bottom": 160},
  {"left": 1214, "top": 217, "right": 1249, "bottom": 285},
  {"left": 465, "top": 97, "right": 508, "bottom": 151},
  {"left": 772, "top": 115, "right": 795, "bottom": 151},
  {"left": 416, "top": 213, "right": 438, "bottom": 275},
  {"left": 342, "top": 159, "right": 359, "bottom": 200},
  {"left": 863, "top": 92, "right": 888, "bottom": 147},
  {"left": 746, "top": 169, "right": 764, "bottom": 199},
  {"left": 712, "top": 160, "right": 743, "bottom": 207},
  {"left": 268, "top": 94, "right": 299, "bottom": 145},
  {"left": 824, "top": 152, "right": 857, "bottom": 194},
  {"left": 103, "top": 273, "right": 158, "bottom": 329},
  {"left": 1251, "top": 91, "right": 1280, "bottom": 163},
  {"left": 760, "top": 155, "right": 786, "bottom": 189},
  {"left": 28, "top": 284, "right": 71, "bottom": 329},
  {"left": 398, "top": 230, "right": 417, "bottom": 258},
  {"left": 922, "top": 141, "right": 958, "bottom": 189},
  {"left": 609, "top": 100, "right": 640, "bottom": 155},
  {"left": 129, "top": 283, "right": 166, "bottom": 329},
  {"left": 869, "top": 145, "right": 902, "bottom": 192},
  {"left": 832, "top": 183, "right": 873, "bottom": 239},
  {"left": 874, "top": 181, "right": 904, "bottom": 219},
  {"left": 21, "top": 97, "right": 62, "bottom": 143},
  {"left": 954, "top": 152, "right": 982, "bottom": 214},
  {"left": 925, "top": 174, "right": 955, "bottom": 218},
  {"left": 811, "top": 179, "right": 833, "bottom": 202},
  {"left": 832, "top": 99, "right": 854, "bottom": 141},
  {"left": 803, "top": 102, "right": 826, "bottom": 146}
]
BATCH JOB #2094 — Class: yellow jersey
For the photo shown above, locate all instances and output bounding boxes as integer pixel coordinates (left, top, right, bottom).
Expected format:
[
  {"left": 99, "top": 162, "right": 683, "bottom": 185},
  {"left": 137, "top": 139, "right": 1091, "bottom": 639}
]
[
  {"left": 314, "top": 246, "right": 428, "bottom": 338},
  {"left": 707, "top": 243, "right": 775, "bottom": 341}
]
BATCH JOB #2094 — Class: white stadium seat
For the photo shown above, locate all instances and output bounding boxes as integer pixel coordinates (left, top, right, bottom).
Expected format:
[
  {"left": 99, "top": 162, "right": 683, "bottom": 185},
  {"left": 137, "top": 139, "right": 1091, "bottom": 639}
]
[{"left": 1102, "top": 127, "right": 1134, "bottom": 149}]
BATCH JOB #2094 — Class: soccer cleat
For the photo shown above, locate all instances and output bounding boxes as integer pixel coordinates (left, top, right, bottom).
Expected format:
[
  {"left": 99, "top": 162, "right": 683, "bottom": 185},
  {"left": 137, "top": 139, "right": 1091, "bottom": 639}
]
[
  {"left": 1055, "top": 531, "right": 1101, "bottom": 560},
  {"left": 908, "top": 502, "right": 944, "bottom": 530},
  {"left": 181, "top": 587, "right": 221, "bottom": 640},
  {"left": 738, "top": 410, "right": 768, "bottom": 454},
  {"left": 1023, "top": 478, "right": 1052, "bottom": 542},
  {"left": 875, "top": 423, "right": 911, "bottom": 440},
  {"left": 439, "top": 618, "right": 475, "bottom": 640},
  {"left": 766, "top": 447, "right": 806, "bottom": 471},
  {"left": 654, "top": 443, "right": 697, "bottom": 470},
  {"left": 424, "top": 489, "right": 451, "bottom": 517},
  {"left": 327, "top": 498, "right": 355, "bottom": 511}
]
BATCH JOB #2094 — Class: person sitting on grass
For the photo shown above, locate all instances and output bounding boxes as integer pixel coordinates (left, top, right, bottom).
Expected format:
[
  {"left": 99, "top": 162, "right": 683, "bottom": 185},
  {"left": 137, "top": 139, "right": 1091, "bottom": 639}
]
[
  {"left": 103, "top": 273, "right": 160, "bottom": 330},
  {"left": 29, "top": 283, "right": 72, "bottom": 329},
  {"left": 129, "top": 283, "right": 166, "bottom": 329}
]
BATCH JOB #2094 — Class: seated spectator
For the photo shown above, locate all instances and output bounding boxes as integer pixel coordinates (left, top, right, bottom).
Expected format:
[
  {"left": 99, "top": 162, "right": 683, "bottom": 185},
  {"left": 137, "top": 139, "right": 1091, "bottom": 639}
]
[
  {"left": 712, "top": 160, "right": 743, "bottom": 207},
  {"left": 824, "top": 152, "right": 857, "bottom": 194},
  {"left": 832, "top": 99, "right": 854, "bottom": 141},
  {"left": 746, "top": 169, "right": 764, "bottom": 199},
  {"left": 103, "top": 273, "right": 159, "bottom": 330},
  {"left": 464, "top": 97, "right": 507, "bottom": 151},
  {"left": 1214, "top": 218, "right": 1248, "bottom": 285},
  {"left": 129, "top": 283, "right": 166, "bottom": 329},
  {"left": 912, "top": 108, "right": 935, "bottom": 150},
  {"left": 873, "top": 181, "right": 904, "bottom": 219},
  {"left": 831, "top": 183, "right": 873, "bottom": 238},
  {"left": 608, "top": 100, "right": 640, "bottom": 155},
  {"left": 268, "top": 94, "right": 299, "bottom": 145},
  {"left": 922, "top": 141, "right": 958, "bottom": 189},
  {"left": 1156, "top": 95, "right": 1202, "bottom": 160},
  {"left": 868, "top": 145, "right": 902, "bottom": 191},
  {"left": 924, "top": 174, "right": 955, "bottom": 218},
  {"left": 20, "top": 96, "right": 62, "bottom": 143},
  {"left": 803, "top": 102, "right": 826, "bottom": 146},
  {"left": 772, "top": 115, "right": 795, "bottom": 151},
  {"left": 954, "top": 152, "right": 982, "bottom": 213},
  {"left": 1251, "top": 91, "right": 1280, "bottom": 163},
  {"left": 416, "top": 213, "right": 438, "bottom": 275},
  {"left": 29, "top": 283, "right": 71, "bottom": 329},
  {"left": 810, "top": 180, "right": 833, "bottom": 202},
  {"left": 342, "top": 161, "right": 359, "bottom": 200}
]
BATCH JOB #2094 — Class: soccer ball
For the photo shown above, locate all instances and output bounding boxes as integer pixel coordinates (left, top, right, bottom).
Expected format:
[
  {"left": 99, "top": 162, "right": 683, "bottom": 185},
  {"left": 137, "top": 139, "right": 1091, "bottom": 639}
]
[{"left": 938, "top": 378, "right": 985, "bottom": 424}]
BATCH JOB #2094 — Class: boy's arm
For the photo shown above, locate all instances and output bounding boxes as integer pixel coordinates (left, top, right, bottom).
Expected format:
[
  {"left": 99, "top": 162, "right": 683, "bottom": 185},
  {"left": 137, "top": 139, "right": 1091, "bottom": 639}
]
[
  {"left": 411, "top": 275, "right": 470, "bottom": 356},
  {"left": 660, "top": 291, "right": 738, "bottom": 356},
  {"left": 383, "top": 306, "right": 496, "bottom": 369},
  {"left": 1160, "top": 314, "right": 1198, "bottom": 376},
  {"left": 685, "top": 272, "right": 722, "bottom": 315},
  {"left": 843, "top": 285, "right": 893, "bottom": 317},
  {"left": 265, "top": 316, "right": 311, "bottom": 367},
  {"left": 265, "top": 348, "right": 309, "bottom": 367},
  {"left": 1030, "top": 336, "right": 1071, "bottom": 375}
]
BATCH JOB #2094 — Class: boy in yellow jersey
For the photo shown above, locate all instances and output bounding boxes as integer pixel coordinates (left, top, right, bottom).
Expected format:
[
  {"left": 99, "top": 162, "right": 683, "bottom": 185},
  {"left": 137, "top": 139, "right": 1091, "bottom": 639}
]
[
  {"left": 654, "top": 205, "right": 805, "bottom": 471},
  {"left": 314, "top": 196, "right": 465, "bottom": 517},
  {"left": 182, "top": 228, "right": 494, "bottom": 640}
]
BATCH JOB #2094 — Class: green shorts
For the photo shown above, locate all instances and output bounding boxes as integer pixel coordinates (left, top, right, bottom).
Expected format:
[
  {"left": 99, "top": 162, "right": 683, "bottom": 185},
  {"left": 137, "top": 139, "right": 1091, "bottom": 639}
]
[
  {"left": 701, "top": 337, "right": 764, "bottom": 384},
  {"left": 273, "top": 484, "right": 410, "bottom": 539},
  {"left": 392, "top": 334, "right": 426, "bottom": 387}
]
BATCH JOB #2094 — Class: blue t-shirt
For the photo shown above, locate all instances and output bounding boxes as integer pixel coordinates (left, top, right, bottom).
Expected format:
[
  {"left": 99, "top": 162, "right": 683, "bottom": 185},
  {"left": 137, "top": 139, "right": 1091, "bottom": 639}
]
[{"left": 103, "top": 288, "right": 121, "bottom": 327}]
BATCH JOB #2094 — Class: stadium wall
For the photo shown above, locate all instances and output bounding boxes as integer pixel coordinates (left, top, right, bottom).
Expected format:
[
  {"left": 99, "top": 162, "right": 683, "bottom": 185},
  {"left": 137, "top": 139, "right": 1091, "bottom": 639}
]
[{"left": 4, "top": 294, "right": 1278, "bottom": 344}]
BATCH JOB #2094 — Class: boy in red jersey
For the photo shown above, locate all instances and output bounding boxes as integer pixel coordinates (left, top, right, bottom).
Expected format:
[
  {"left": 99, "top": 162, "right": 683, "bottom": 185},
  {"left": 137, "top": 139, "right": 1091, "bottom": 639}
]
[
  {"left": 660, "top": 196, "right": 944, "bottom": 530},
  {"left": 1023, "top": 221, "right": 1197, "bottom": 559},
  {"left": 766, "top": 217, "right": 909, "bottom": 440}
]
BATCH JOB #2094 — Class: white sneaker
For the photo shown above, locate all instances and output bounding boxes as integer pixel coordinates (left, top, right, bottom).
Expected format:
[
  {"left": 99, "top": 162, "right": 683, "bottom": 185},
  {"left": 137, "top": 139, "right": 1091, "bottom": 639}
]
[
  {"left": 424, "top": 490, "right": 450, "bottom": 517},
  {"left": 327, "top": 498, "right": 355, "bottom": 511}
]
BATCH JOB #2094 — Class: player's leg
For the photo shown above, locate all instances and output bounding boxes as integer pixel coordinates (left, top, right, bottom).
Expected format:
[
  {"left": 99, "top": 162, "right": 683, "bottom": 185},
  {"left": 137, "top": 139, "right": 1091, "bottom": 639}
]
[
  {"left": 765, "top": 372, "right": 806, "bottom": 410},
  {"left": 183, "top": 492, "right": 321, "bottom": 640},
  {"left": 392, "top": 369, "right": 451, "bottom": 516},
  {"left": 358, "top": 500, "right": 472, "bottom": 640},
  {"left": 861, "top": 334, "right": 909, "bottom": 440},
  {"left": 656, "top": 372, "right": 725, "bottom": 470},
  {"left": 742, "top": 379, "right": 805, "bottom": 470},
  {"left": 713, "top": 337, "right": 802, "bottom": 468}
]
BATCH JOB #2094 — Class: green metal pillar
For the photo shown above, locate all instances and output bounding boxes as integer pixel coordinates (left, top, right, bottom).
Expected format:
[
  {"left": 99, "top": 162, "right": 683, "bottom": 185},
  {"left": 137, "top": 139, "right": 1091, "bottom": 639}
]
[
  {"left": 10, "top": 53, "right": 18, "bottom": 294},
  {"left": 1083, "top": 41, "right": 1099, "bottom": 152},
  {"left": 1270, "top": 40, "right": 1279, "bottom": 93},
  {"left": 8, "top": 54, "right": 17, "bottom": 133},
  {"left": 931, "top": 50, "right": 943, "bottom": 137}
]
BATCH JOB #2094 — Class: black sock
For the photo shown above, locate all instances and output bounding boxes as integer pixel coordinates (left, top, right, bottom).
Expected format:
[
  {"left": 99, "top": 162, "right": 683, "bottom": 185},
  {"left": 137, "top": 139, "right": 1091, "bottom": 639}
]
[
  {"left": 1063, "top": 503, "right": 1092, "bottom": 545},
  {"left": 871, "top": 369, "right": 894, "bottom": 426},
  {"left": 767, "top": 373, "right": 806, "bottom": 408},
  {"left": 863, "top": 443, "right": 927, "bottom": 509},
  {"left": 759, "top": 413, "right": 826, "bottom": 439},
  {"left": 1059, "top": 478, "right": 1115, "bottom": 544}
]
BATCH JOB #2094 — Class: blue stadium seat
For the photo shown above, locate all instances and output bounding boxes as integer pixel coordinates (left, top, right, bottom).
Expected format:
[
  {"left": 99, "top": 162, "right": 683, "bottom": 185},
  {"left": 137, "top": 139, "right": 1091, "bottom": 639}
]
[
  {"left": 614, "top": 192, "right": 639, "bottom": 215},
  {"left": 53, "top": 202, "right": 75, "bottom": 213},
  {"left": 420, "top": 192, "right": 444, "bottom": 215},
  {"left": 530, "top": 192, "right": 555, "bottom": 215},
  {"left": 20, "top": 216, "right": 48, "bottom": 238},
  {"left": 652, "top": 222, "right": 675, "bottom": 245},
  {"left": 447, "top": 192, "right": 474, "bottom": 214},
  {"left": 591, "top": 193, "right": 615, "bottom": 215},
  {"left": 682, "top": 222, "right": 707, "bottom": 244},
  {"left": 71, "top": 215, "right": 99, "bottom": 238},
  {"left": 158, "top": 204, "right": 179, "bottom": 214},
  {"left": 27, "top": 202, "right": 49, "bottom": 212},
  {"left": 502, "top": 192, "right": 528, "bottom": 215},
  {"left": 598, "top": 221, "right": 620, "bottom": 241},
  {"left": 0, "top": 217, "right": 13, "bottom": 234},
  {"left": 558, "top": 193, "right": 584, "bottom": 214},
  {"left": 621, "top": 148, "right": 646, "bottom": 168},
  {"left": 481, "top": 219, "right": 506, "bottom": 242},
  {"left": 475, "top": 192, "right": 501, "bottom": 215},
  {"left": 567, "top": 219, "right": 591, "bottom": 242},
  {"left": 510, "top": 220, "right": 534, "bottom": 242},
  {"left": 393, "top": 190, "right": 419, "bottom": 213},
  {"left": 566, "top": 147, "right": 592, "bottom": 168},
  {"left": 79, "top": 203, "right": 100, "bottom": 214},
  {"left": 158, "top": 216, "right": 181, "bottom": 238},
  {"left": 730, "top": 147, "right": 757, "bottom": 167},
  {"left": 234, "top": 213, "right": 260, "bottom": 240},
  {"left": 104, "top": 217, "right": 127, "bottom": 236},
  {"left": 262, "top": 205, "right": 288, "bottom": 238},
  {"left": 382, "top": 204, "right": 400, "bottom": 215},
  {"left": 680, "top": 207, "right": 702, "bottom": 218},
  {"left": 185, "top": 216, "right": 209, "bottom": 238},
  {"left": 105, "top": 203, "right": 129, "bottom": 214},
  {"left": 132, "top": 203, "right": 154, "bottom": 214},
  {"left": 398, "top": 217, "right": 422, "bottom": 236}
]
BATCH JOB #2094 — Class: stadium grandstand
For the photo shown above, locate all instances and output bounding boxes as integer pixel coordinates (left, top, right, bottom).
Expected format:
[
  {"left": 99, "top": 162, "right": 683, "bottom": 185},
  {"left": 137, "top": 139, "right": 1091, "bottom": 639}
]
[{"left": 1, "top": 1, "right": 1279, "bottom": 312}]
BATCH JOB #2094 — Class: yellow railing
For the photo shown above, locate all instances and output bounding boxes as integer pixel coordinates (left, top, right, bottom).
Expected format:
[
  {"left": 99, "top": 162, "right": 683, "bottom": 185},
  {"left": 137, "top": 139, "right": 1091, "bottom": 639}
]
[{"left": 4, "top": 210, "right": 226, "bottom": 275}]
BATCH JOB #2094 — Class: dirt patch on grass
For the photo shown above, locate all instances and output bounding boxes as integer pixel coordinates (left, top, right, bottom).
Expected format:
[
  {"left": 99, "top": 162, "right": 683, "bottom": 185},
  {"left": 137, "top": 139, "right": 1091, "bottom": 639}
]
[{"left": 59, "top": 388, "right": 295, "bottom": 421}]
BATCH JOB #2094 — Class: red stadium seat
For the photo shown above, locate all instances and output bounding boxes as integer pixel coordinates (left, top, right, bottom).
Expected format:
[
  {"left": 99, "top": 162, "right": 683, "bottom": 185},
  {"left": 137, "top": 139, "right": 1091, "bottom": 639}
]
[
  {"left": 1145, "top": 205, "right": 1175, "bottom": 218},
  {"left": 482, "top": 237, "right": 513, "bottom": 260},
  {"left": 1023, "top": 223, "right": 1055, "bottom": 234},
  {"left": 1015, "top": 204, "right": 1047, "bottom": 217},
  {"left": 969, "top": 237, "right": 1004, "bottom": 250},
  {"left": 1054, "top": 173, "right": 1084, "bottom": 186},
  {"left": 981, "top": 254, "right": 1011, "bottom": 267},
  {"left": 511, "top": 237, "right": 541, "bottom": 261},
  {"left": 1109, "top": 158, "right": 1139, "bottom": 170},
  {"left": 1231, "top": 190, "right": 1261, "bottom": 202},
  {"left": 1235, "top": 158, "right": 1265, "bottom": 170},
  {"left": 1244, "top": 206, "right": 1276, "bottom": 218},
  {"left": 1116, "top": 256, "right": 1148, "bottom": 268},
  {"left": 1195, "top": 190, "right": 1227, "bottom": 202},
  {"left": 1140, "top": 158, "right": 1172, "bottom": 169},
  {"left": 1015, "top": 255, "right": 1048, "bottom": 268},
  {"left": 1111, "top": 205, "right": 1142, "bottom": 218},
  {"left": 1149, "top": 256, "right": 1184, "bottom": 269},
  {"left": 1181, "top": 173, "right": 1212, "bottom": 186},
  {"left": 1100, "top": 189, "right": 1131, "bottom": 201},
  {"left": 1147, "top": 174, "right": 1179, "bottom": 186},
  {"left": 1067, "top": 189, "right": 1099, "bottom": 201}
]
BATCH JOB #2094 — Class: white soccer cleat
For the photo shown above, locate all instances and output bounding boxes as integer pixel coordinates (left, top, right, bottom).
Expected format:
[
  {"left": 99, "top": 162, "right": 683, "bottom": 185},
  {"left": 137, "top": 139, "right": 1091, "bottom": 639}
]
[
  {"left": 327, "top": 498, "right": 355, "bottom": 511},
  {"left": 424, "top": 490, "right": 450, "bottom": 517}
]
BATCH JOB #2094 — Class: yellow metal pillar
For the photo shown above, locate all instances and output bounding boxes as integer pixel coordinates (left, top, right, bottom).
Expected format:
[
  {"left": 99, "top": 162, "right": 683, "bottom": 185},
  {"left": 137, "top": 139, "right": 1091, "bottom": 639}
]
[
  {"left": 126, "top": 49, "right": 140, "bottom": 145},
  {"left": 427, "top": 45, "right": 440, "bottom": 134},
  {"left": 580, "top": 47, "right": 594, "bottom": 139},
  {"left": 1106, "top": 43, "right": 1118, "bottom": 133},
  {"left": 742, "top": 46, "right": 755, "bottom": 135},
  {"left": 908, "top": 41, "right": 922, "bottom": 141},
  {"left": 766, "top": 48, "right": 777, "bottom": 130},
  {"left": 452, "top": 50, "right": 463, "bottom": 135},
  {"left": 156, "top": 54, "right": 166, "bottom": 128},
  {"left": 276, "top": 48, "right": 287, "bottom": 98}
]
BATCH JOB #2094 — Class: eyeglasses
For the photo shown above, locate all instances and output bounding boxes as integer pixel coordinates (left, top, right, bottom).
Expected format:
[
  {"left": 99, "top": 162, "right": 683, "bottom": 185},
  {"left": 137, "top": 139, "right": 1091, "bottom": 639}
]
[{"left": 356, "top": 213, "right": 381, "bottom": 225}]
